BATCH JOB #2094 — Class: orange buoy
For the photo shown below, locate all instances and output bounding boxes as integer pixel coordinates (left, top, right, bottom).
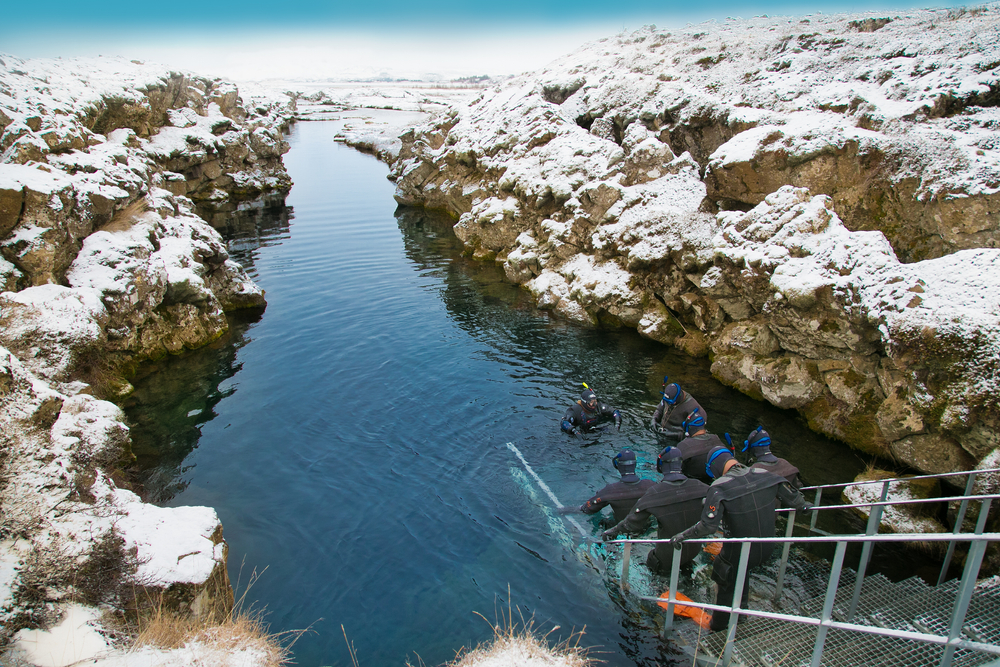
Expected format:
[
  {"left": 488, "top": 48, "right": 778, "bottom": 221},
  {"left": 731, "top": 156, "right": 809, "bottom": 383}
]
[{"left": 658, "top": 590, "right": 712, "bottom": 629}]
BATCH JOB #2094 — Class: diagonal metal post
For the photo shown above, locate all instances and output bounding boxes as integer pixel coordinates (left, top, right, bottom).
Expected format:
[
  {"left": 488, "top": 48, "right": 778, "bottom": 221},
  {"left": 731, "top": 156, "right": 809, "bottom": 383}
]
[
  {"left": 722, "top": 542, "right": 753, "bottom": 667},
  {"left": 809, "top": 488, "right": 823, "bottom": 532},
  {"left": 939, "top": 472, "right": 978, "bottom": 586},
  {"left": 774, "top": 509, "right": 796, "bottom": 605},
  {"left": 811, "top": 540, "right": 847, "bottom": 667},
  {"left": 940, "top": 498, "right": 992, "bottom": 667},
  {"left": 847, "top": 480, "right": 889, "bottom": 621}
]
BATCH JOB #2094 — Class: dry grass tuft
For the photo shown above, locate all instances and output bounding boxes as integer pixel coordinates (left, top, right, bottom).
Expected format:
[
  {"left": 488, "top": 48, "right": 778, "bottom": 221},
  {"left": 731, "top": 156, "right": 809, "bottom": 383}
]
[
  {"left": 429, "top": 586, "right": 591, "bottom": 667},
  {"left": 101, "top": 197, "right": 150, "bottom": 233},
  {"left": 132, "top": 606, "right": 289, "bottom": 665},
  {"left": 124, "top": 568, "right": 305, "bottom": 667}
]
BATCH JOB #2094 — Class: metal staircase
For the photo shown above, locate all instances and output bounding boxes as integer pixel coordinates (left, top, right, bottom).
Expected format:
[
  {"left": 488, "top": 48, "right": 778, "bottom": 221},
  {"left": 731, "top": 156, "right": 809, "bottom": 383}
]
[
  {"left": 694, "top": 563, "right": 1000, "bottom": 666},
  {"left": 605, "top": 467, "right": 1000, "bottom": 667}
]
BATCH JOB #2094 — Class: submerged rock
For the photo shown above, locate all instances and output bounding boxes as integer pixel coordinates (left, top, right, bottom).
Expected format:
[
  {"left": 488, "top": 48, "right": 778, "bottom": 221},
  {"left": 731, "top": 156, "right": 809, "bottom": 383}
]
[{"left": 389, "top": 7, "right": 1000, "bottom": 476}]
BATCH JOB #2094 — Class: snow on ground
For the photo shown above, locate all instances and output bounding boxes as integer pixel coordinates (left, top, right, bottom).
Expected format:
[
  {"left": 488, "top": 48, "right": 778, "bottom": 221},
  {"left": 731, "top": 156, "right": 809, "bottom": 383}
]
[
  {"left": 7, "top": 602, "right": 277, "bottom": 667},
  {"left": 239, "top": 78, "right": 485, "bottom": 160},
  {"left": 450, "top": 633, "right": 588, "bottom": 667}
]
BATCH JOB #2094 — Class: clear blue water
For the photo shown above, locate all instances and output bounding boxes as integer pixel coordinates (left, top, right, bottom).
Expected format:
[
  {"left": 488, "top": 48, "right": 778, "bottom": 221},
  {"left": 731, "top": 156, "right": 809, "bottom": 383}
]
[{"left": 123, "top": 120, "right": 880, "bottom": 666}]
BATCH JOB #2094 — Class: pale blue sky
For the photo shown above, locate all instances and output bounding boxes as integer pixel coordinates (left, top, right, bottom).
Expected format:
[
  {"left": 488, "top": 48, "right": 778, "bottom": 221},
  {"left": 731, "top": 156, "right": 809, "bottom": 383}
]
[{"left": 3, "top": 0, "right": 974, "bottom": 79}]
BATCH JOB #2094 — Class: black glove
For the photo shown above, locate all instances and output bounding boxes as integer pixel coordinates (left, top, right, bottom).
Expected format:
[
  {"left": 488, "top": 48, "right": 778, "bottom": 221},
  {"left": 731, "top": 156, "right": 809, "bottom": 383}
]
[
  {"left": 601, "top": 529, "right": 618, "bottom": 542},
  {"left": 668, "top": 534, "right": 685, "bottom": 550}
]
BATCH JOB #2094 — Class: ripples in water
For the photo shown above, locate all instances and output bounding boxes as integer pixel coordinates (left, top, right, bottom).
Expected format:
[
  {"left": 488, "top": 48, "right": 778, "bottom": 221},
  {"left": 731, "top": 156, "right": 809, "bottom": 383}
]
[{"left": 125, "top": 121, "right": 890, "bottom": 667}]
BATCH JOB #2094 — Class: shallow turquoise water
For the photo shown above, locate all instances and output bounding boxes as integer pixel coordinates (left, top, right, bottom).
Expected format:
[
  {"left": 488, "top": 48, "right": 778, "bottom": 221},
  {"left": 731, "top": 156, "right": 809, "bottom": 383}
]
[{"left": 123, "top": 120, "right": 877, "bottom": 666}]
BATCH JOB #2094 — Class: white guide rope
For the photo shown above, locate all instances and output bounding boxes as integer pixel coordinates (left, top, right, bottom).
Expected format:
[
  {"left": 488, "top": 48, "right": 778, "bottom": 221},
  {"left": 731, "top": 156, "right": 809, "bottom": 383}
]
[{"left": 507, "top": 442, "right": 589, "bottom": 537}]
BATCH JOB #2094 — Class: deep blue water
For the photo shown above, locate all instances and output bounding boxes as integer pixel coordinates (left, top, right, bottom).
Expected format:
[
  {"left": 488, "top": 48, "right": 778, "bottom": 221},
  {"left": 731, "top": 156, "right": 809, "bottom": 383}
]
[{"left": 123, "top": 120, "right": 876, "bottom": 667}]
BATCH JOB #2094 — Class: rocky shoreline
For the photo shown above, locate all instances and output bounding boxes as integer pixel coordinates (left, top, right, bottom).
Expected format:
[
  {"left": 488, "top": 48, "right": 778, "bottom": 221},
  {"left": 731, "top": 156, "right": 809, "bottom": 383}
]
[
  {"left": 2, "top": 6, "right": 1000, "bottom": 662},
  {"left": 0, "top": 54, "right": 294, "bottom": 651},
  {"left": 388, "top": 6, "right": 1000, "bottom": 490}
]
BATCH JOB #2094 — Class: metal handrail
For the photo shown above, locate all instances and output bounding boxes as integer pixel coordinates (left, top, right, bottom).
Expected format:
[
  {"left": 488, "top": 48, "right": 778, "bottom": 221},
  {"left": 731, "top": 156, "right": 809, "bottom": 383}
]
[
  {"left": 608, "top": 531, "right": 1000, "bottom": 546},
  {"left": 800, "top": 467, "right": 1000, "bottom": 493},
  {"left": 607, "top": 498, "right": 998, "bottom": 667},
  {"left": 794, "top": 469, "right": 998, "bottom": 584},
  {"left": 775, "top": 493, "right": 998, "bottom": 515}
]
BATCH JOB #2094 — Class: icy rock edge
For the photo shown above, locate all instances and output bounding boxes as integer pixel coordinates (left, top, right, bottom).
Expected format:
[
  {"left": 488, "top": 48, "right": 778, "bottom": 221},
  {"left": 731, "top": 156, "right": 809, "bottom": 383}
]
[
  {"left": 389, "top": 6, "right": 1000, "bottom": 482},
  {"left": 0, "top": 54, "right": 293, "bottom": 655}
]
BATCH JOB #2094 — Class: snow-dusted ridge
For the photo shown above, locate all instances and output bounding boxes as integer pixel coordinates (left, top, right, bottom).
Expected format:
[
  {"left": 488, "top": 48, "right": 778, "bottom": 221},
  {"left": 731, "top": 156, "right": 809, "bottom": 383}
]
[
  {"left": 0, "top": 53, "right": 294, "bottom": 656},
  {"left": 390, "top": 5, "right": 1000, "bottom": 480}
]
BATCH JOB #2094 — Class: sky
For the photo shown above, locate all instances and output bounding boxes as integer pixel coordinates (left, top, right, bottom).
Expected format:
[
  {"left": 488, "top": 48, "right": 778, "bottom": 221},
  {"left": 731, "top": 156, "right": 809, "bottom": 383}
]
[{"left": 1, "top": 0, "right": 976, "bottom": 81}]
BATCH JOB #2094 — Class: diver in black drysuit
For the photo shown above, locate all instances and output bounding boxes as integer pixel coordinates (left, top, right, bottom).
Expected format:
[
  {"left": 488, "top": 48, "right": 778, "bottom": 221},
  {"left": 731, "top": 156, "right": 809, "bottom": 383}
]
[
  {"left": 577, "top": 449, "right": 655, "bottom": 523},
  {"left": 601, "top": 446, "right": 709, "bottom": 573},
  {"left": 675, "top": 408, "right": 727, "bottom": 484},
  {"left": 561, "top": 388, "right": 622, "bottom": 436},
  {"left": 669, "top": 447, "right": 813, "bottom": 632},
  {"left": 650, "top": 377, "right": 707, "bottom": 440},
  {"left": 743, "top": 427, "right": 803, "bottom": 489}
]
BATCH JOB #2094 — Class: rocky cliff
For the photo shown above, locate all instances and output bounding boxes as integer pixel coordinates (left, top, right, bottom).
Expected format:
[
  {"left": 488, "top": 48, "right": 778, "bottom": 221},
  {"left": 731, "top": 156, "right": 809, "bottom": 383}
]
[
  {"left": 0, "top": 54, "right": 292, "bottom": 644},
  {"left": 390, "top": 6, "right": 1000, "bottom": 480}
]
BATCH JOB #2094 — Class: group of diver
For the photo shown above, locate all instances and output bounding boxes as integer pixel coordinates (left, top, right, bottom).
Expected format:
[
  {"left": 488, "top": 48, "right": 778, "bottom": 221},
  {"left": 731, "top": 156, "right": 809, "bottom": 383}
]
[{"left": 559, "top": 377, "right": 814, "bottom": 633}]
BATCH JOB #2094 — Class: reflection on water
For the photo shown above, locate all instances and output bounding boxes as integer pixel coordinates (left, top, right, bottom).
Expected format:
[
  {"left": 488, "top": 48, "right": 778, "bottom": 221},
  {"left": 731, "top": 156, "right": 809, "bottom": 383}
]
[
  {"left": 209, "top": 195, "right": 293, "bottom": 280},
  {"left": 392, "top": 206, "right": 867, "bottom": 492},
  {"left": 123, "top": 122, "right": 925, "bottom": 667}
]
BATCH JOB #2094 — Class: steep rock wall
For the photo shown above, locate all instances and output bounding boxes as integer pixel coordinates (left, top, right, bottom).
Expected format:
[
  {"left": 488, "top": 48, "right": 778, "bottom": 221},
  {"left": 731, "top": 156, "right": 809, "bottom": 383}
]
[
  {"left": 0, "top": 55, "right": 293, "bottom": 641},
  {"left": 390, "top": 7, "right": 1000, "bottom": 479}
]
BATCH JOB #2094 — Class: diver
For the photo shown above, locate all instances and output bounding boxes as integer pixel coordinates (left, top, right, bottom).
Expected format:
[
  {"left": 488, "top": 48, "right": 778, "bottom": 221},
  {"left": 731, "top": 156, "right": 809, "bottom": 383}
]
[
  {"left": 668, "top": 446, "right": 813, "bottom": 632},
  {"left": 572, "top": 449, "right": 655, "bottom": 524},
  {"left": 601, "top": 446, "right": 709, "bottom": 573},
  {"left": 650, "top": 376, "right": 706, "bottom": 440},
  {"left": 675, "top": 408, "right": 727, "bottom": 484},
  {"left": 743, "top": 426, "right": 803, "bottom": 489},
  {"left": 561, "top": 386, "right": 622, "bottom": 436}
]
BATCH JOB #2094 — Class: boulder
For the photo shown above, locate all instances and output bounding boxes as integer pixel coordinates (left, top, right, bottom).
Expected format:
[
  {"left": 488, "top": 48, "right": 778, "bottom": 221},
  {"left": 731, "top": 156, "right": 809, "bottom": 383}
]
[
  {"left": 0, "top": 285, "right": 108, "bottom": 382},
  {"left": 843, "top": 469, "right": 948, "bottom": 552}
]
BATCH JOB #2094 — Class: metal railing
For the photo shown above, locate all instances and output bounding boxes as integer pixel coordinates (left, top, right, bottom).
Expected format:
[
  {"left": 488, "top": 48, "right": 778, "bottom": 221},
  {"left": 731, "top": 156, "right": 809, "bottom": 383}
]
[
  {"left": 607, "top": 492, "right": 1000, "bottom": 667},
  {"left": 799, "top": 467, "right": 1000, "bottom": 585}
]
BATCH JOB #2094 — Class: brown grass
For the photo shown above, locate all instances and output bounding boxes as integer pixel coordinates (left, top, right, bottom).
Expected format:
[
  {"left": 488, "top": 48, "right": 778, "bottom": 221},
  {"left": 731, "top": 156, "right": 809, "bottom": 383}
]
[
  {"left": 131, "top": 605, "right": 289, "bottom": 665},
  {"left": 425, "top": 586, "right": 591, "bottom": 667},
  {"left": 122, "top": 568, "right": 306, "bottom": 667},
  {"left": 100, "top": 197, "right": 150, "bottom": 233}
]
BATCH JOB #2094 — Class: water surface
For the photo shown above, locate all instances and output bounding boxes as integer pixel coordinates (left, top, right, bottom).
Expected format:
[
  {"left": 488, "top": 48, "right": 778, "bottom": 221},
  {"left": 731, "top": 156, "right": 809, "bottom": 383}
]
[{"left": 125, "top": 120, "right": 880, "bottom": 666}]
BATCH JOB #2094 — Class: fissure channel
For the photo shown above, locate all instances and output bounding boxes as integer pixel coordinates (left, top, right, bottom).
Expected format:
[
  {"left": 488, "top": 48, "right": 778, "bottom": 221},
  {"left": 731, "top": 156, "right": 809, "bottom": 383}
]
[{"left": 122, "top": 120, "right": 938, "bottom": 666}]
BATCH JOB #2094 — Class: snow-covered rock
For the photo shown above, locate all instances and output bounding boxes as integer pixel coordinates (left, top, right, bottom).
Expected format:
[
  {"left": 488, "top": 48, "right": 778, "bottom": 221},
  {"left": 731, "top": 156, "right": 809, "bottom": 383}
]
[
  {"left": 0, "top": 54, "right": 277, "bottom": 377},
  {"left": 0, "top": 347, "right": 231, "bottom": 644},
  {"left": 389, "top": 6, "right": 1000, "bottom": 475},
  {"left": 843, "top": 469, "right": 948, "bottom": 540},
  {"left": 0, "top": 54, "right": 289, "bottom": 650}
]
